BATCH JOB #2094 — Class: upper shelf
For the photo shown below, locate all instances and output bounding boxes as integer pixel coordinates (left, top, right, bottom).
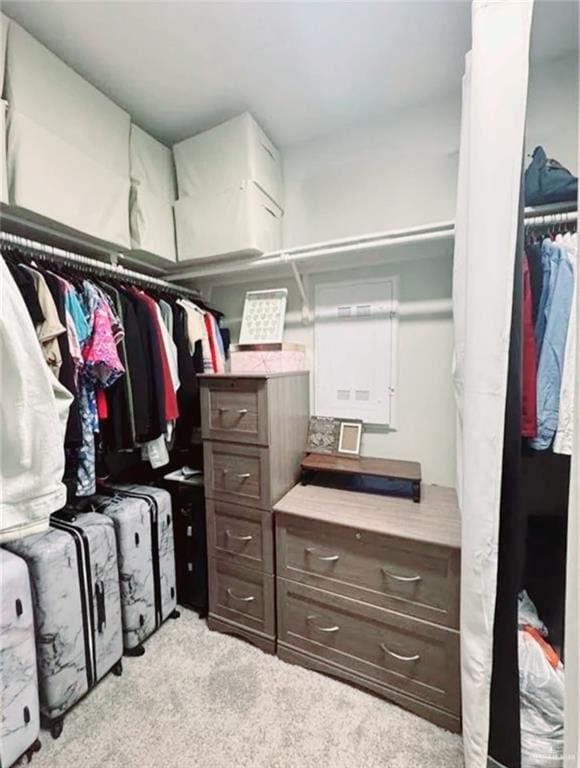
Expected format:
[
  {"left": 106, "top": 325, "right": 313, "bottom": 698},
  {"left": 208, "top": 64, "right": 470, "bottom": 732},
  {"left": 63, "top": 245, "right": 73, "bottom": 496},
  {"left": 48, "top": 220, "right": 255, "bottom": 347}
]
[
  {"left": 2, "top": 201, "right": 577, "bottom": 288},
  {"left": 166, "top": 201, "right": 578, "bottom": 286}
]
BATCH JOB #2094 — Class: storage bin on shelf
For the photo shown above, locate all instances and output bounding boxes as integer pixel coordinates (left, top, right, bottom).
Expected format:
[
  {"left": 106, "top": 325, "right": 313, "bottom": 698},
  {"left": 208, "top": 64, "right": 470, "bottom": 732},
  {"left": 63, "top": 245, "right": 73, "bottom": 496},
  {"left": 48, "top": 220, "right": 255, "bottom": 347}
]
[
  {"left": 129, "top": 124, "right": 177, "bottom": 263},
  {"left": 173, "top": 111, "right": 283, "bottom": 205},
  {"left": 4, "top": 20, "right": 131, "bottom": 247},
  {"left": 174, "top": 181, "right": 282, "bottom": 262}
]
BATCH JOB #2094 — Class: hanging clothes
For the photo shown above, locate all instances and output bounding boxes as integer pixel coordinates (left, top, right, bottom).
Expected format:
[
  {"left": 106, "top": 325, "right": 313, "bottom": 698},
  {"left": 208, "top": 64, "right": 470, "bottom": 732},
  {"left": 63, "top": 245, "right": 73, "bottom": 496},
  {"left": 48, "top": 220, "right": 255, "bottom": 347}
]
[
  {"left": 0, "top": 257, "right": 73, "bottom": 541},
  {"left": 20, "top": 264, "right": 67, "bottom": 377},
  {"left": 553, "top": 231, "right": 577, "bottom": 455},
  {"left": 2, "top": 240, "right": 224, "bottom": 488},
  {"left": 530, "top": 236, "right": 575, "bottom": 451},
  {"left": 521, "top": 254, "right": 537, "bottom": 438}
]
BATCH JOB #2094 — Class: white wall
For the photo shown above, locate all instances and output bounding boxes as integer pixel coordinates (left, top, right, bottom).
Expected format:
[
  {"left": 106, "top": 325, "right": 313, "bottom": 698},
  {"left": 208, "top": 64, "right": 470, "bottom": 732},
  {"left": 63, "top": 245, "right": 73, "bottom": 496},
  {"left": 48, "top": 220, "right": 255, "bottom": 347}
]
[
  {"left": 282, "top": 89, "right": 461, "bottom": 248},
  {"left": 526, "top": 53, "right": 578, "bottom": 174},
  {"left": 211, "top": 249, "right": 456, "bottom": 487},
  {"left": 209, "top": 52, "right": 578, "bottom": 490}
]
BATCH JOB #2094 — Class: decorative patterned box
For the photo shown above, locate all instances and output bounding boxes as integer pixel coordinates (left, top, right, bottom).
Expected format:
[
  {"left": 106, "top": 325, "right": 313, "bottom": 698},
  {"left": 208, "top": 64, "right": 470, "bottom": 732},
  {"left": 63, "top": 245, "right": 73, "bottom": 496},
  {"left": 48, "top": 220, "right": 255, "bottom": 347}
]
[{"left": 230, "top": 343, "right": 307, "bottom": 373}]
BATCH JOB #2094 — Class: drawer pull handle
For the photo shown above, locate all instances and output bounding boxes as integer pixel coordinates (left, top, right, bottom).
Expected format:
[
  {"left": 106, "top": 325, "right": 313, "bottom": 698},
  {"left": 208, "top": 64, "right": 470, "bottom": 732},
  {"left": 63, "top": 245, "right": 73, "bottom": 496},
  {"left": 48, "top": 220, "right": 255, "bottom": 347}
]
[
  {"left": 227, "top": 588, "right": 255, "bottom": 603},
  {"left": 306, "top": 547, "right": 339, "bottom": 562},
  {"left": 306, "top": 615, "right": 340, "bottom": 633},
  {"left": 237, "top": 409, "right": 249, "bottom": 415},
  {"left": 380, "top": 643, "right": 420, "bottom": 662},
  {"left": 236, "top": 473, "right": 251, "bottom": 480},
  {"left": 382, "top": 569, "right": 422, "bottom": 583},
  {"left": 225, "top": 529, "right": 253, "bottom": 542}
]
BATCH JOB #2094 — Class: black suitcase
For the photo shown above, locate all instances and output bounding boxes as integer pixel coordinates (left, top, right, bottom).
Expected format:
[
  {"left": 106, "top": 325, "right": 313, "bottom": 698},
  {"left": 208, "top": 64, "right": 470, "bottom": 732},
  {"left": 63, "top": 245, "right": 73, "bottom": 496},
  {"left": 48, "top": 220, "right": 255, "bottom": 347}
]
[{"left": 162, "top": 471, "right": 208, "bottom": 617}]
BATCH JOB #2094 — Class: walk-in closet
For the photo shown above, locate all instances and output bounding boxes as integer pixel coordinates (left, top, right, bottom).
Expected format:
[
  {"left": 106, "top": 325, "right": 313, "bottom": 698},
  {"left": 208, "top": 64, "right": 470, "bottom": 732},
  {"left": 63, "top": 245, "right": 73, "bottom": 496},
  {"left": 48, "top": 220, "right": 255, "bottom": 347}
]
[{"left": 0, "top": 3, "right": 578, "bottom": 768}]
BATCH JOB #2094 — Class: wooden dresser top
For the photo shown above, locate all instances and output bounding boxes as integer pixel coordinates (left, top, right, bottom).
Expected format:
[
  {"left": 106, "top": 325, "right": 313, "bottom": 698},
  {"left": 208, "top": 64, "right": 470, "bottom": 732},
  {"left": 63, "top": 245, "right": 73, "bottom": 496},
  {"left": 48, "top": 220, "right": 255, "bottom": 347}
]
[
  {"left": 274, "top": 484, "right": 461, "bottom": 549},
  {"left": 198, "top": 371, "right": 309, "bottom": 380}
]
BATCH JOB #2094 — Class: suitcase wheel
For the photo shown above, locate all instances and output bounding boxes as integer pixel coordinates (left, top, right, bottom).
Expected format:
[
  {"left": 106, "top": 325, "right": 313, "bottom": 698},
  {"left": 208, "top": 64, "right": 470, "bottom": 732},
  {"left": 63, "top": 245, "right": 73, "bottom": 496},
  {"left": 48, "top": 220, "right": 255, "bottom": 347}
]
[
  {"left": 170, "top": 609, "right": 181, "bottom": 620},
  {"left": 25, "top": 738, "right": 42, "bottom": 762},
  {"left": 112, "top": 660, "right": 123, "bottom": 677},
  {"left": 125, "top": 645, "right": 146, "bottom": 658},
  {"left": 50, "top": 718, "right": 64, "bottom": 740}
]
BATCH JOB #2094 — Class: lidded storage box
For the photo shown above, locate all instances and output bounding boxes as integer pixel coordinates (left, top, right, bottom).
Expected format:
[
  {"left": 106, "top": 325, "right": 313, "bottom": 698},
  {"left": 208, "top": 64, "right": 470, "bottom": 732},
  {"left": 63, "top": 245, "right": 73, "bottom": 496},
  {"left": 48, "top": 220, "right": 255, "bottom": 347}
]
[
  {"left": 5, "top": 20, "right": 131, "bottom": 247},
  {"left": 129, "top": 124, "right": 177, "bottom": 263},
  {"left": 173, "top": 111, "right": 283, "bottom": 205},
  {"left": 173, "top": 112, "right": 284, "bottom": 263},
  {"left": 174, "top": 180, "right": 282, "bottom": 262},
  {"left": 230, "top": 343, "right": 307, "bottom": 374}
]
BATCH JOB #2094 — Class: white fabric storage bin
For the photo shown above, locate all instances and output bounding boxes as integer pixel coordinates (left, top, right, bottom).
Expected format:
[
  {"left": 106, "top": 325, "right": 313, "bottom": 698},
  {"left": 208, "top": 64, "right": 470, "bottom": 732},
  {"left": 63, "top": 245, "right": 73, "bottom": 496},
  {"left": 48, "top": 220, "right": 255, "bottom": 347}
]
[
  {"left": 0, "top": 13, "right": 8, "bottom": 94},
  {"left": 7, "top": 108, "right": 130, "bottom": 247},
  {"left": 5, "top": 21, "right": 130, "bottom": 175},
  {"left": 0, "top": 100, "right": 7, "bottom": 204},
  {"left": 130, "top": 124, "right": 176, "bottom": 202},
  {"left": 129, "top": 124, "right": 177, "bottom": 262},
  {"left": 174, "top": 181, "right": 282, "bottom": 262},
  {"left": 130, "top": 185, "right": 176, "bottom": 262},
  {"left": 173, "top": 112, "right": 283, "bottom": 207}
]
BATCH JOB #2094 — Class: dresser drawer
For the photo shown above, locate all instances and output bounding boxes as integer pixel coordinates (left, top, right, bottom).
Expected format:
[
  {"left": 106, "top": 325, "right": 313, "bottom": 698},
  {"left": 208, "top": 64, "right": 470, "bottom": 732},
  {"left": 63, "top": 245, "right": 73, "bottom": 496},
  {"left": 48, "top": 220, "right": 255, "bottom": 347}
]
[
  {"left": 207, "top": 499, "right": 274, "bottom": 573},
  {"left": 209, "top": 558, "right": 275, "bottom": 637},
  {"left": 201, "top": 378, "right": 268, "bottom": 445},
  {"left": 276, "top": 515, "right": 459, "bottom": 628},
  {"left": 277, "top": 579, "right": 460, "bottom": 716},
  {"left": 204, "top": 441, "right": 271, "bottom": 509}
]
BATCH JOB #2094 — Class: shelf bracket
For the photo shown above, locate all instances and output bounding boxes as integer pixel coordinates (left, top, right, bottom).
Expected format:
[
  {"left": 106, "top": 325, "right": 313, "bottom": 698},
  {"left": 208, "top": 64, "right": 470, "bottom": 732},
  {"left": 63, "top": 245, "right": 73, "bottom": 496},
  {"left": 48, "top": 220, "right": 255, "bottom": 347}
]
[{"left": 284, "top": 257, "right": 312, "bottom": 325}]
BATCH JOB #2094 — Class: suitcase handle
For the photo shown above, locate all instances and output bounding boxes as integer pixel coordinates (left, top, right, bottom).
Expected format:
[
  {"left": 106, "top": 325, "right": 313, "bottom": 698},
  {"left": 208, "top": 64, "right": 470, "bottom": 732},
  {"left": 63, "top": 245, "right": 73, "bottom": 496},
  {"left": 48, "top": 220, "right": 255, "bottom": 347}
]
[{"left": 95, "top": 581, "right": 106, "bottom": 633}]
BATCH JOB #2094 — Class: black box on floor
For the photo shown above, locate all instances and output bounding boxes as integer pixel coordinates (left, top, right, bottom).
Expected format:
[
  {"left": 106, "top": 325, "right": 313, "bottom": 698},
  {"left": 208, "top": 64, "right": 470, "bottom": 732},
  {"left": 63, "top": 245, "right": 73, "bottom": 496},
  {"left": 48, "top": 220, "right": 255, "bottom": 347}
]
[{"left": 162, "top": 470, "right": 208, "bottom": 618}]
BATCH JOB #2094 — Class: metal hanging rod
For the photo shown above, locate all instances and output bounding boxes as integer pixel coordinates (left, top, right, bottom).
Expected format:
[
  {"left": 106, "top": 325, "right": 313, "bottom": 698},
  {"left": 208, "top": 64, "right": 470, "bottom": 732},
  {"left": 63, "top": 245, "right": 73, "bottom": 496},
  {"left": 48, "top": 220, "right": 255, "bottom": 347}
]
[
  {"left": 0, "top": 231, "right": 203, "bottom": 299},
  {"left": 167, "top": 204, "right": 578, "bottom": 284},
  {"left": 524, "top": 209, "right": 578, "bottom": 228}
]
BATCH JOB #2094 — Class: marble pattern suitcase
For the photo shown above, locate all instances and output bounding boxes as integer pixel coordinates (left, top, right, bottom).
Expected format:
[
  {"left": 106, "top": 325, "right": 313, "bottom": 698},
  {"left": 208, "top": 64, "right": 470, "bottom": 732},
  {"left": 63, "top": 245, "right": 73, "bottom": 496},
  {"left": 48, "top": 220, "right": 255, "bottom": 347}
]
[
  {"left": 94, "top": 483, "right": 178, "bottom": 654},
  {"left": 4, "top": 513, "right": 124, "bottom": 740},
  {"left": 0, "top": 548, "right": 42, "bottom": 767}
]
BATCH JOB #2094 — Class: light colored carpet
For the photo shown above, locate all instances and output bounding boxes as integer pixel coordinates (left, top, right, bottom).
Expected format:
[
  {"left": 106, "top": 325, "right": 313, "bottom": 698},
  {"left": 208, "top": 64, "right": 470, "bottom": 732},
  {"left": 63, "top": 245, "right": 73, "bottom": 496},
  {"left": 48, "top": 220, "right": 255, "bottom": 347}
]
[{"left": 28, "top": 612, "right": 464, "bottom": 768}]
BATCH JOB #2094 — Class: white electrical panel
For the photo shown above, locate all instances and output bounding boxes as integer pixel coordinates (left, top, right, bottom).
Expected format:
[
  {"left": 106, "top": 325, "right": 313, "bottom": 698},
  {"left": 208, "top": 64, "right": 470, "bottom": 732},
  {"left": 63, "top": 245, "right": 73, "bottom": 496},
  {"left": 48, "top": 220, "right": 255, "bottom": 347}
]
[{"left": 314, "top": 278, "right": 398, "bottom": 426}]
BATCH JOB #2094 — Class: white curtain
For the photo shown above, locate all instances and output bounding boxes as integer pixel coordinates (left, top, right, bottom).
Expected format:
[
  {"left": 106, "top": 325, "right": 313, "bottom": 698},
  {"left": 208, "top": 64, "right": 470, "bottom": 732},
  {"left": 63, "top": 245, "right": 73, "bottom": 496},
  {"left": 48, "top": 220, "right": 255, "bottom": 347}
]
[
  {"left": 564, "top": 183, "right": 579, "bottom": 767},
  {"left": 453, "top": 2, "right": 535, "bottom": 767}
]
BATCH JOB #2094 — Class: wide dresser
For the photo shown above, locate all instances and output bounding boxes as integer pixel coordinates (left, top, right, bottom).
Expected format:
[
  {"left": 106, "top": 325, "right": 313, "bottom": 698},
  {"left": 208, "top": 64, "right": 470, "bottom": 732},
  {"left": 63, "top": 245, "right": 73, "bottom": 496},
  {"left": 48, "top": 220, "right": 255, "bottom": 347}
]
[
  {"left": 274, "top": 483, "right": 461, "bottom": 732},
  {"left": 199, "top": 372, "right": 309, "bottom": 653}
]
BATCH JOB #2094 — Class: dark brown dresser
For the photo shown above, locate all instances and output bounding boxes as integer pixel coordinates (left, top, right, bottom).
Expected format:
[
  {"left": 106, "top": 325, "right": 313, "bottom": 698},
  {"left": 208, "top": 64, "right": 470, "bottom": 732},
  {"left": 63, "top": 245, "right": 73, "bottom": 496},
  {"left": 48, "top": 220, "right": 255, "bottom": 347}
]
[
  {"left": 199, "top": 372, "right": 309, "bottom": 653},
  {"left": 274, "top": 483, "right": 461, "bottom": 731}
]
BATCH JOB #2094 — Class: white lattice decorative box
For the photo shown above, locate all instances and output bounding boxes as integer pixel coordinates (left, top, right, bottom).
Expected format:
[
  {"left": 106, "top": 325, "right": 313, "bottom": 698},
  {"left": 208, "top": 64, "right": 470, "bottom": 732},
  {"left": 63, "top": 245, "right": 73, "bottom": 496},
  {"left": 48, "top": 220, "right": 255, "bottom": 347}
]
[{"left": 230, "top": 343, "right": 306, "bottom": 373}]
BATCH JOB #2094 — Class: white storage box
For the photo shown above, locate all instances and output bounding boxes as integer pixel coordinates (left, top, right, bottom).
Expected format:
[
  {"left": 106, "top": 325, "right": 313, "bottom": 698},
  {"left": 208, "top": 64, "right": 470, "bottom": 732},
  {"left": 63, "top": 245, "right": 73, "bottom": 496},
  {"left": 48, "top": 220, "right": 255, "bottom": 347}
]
[
  {"left": 174, "top": 181, "right": 282, "bottom": 262},
  {"left": 7, "top": 108, "right": 130, "bottom": 247},
  {"left": 173, "top": 112, "right": 283, "bottom": 207},
  {"left": 129, "top": 125, "right": 177, "bottom": 262},
  {"left": 130, "top": 185, "right": 176, "bottom": 262},
  {"left": 0, "top": 13, "right": 8, "bottom": 93},
  {"left": 230, "top": 343, "right": 306, "bottom": 374},
  {"left": 4, "top": 21, "right": 131, "bottom": 247},
  {"left": 130, "top": 124, "right": 176, "bottom": 202},
  {"left": 0, "top": 100, "right": 7, "bottom": 204}
]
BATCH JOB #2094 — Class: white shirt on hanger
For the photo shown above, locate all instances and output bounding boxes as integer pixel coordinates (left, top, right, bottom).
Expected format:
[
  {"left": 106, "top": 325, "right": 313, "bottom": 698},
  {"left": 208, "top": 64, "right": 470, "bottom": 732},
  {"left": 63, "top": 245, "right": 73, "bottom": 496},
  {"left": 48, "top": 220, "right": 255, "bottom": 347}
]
[{"left": 553, "top": 231, "right": 577, "bottom": 455}]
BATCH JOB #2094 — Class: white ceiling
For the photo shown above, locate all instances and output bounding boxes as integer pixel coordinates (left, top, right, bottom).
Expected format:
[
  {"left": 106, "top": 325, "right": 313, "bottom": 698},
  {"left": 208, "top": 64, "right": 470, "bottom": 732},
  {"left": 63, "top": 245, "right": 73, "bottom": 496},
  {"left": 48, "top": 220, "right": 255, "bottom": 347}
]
[{"left": 3, "top": 1, "right": 578, "bottom": 148}]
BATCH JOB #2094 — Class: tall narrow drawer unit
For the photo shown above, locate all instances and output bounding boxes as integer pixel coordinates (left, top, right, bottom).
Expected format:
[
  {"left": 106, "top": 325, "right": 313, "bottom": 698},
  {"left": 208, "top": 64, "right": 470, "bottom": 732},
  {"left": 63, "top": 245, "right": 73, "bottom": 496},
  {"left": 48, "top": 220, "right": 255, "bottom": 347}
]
[
  {"left": 200, "top": 372, "right": 309, "bottom": 653},
  {"left": 274, "top": 483, "right": 462, "bottom": 732}
]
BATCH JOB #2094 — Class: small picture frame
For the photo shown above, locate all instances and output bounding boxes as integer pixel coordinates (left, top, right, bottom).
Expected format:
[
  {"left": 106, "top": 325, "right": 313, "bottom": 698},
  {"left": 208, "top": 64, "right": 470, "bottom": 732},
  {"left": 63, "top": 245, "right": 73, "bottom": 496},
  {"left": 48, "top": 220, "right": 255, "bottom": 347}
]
[
  {"left": 306, "top": 416, "right": 341, "bottom": 455},
  {"left": 337, "top": 421, "right": 362, "bottom": 456}
]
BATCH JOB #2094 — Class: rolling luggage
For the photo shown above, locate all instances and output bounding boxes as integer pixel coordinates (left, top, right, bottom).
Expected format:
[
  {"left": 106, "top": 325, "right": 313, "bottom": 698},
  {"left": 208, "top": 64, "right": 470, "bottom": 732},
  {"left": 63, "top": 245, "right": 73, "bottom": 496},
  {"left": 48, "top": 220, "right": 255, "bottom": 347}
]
[
  {"left": 92, "top": 483, "right": 179, "bottom": 655},
  {"left": 4, "top": 512, "right": 124, "bottom": 739},
  {"left": 0, "top": 548, "right": 42, "bottom": 766},
  {"left": 162, "top": 471, "right": 208, "bottom": 617}
]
